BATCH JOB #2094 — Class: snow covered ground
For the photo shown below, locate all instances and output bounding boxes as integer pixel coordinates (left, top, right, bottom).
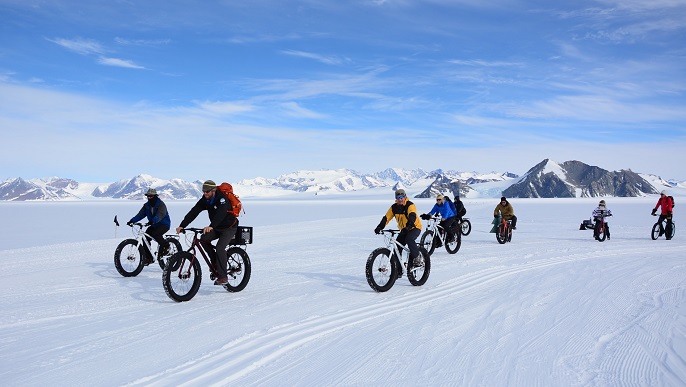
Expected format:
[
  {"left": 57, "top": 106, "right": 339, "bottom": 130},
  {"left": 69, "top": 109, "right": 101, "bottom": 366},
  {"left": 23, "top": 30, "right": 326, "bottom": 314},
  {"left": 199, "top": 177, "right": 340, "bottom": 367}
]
[{"left": 1, "top": 196, "right": 685, "bottom": 386}]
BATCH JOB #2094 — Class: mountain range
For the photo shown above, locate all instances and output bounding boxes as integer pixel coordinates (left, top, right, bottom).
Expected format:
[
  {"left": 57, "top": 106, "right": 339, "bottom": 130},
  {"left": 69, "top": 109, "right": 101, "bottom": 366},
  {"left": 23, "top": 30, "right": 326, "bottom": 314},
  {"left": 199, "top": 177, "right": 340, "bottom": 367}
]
[{"left": 0, "top": 159, "right": 681, "bottom": 201}]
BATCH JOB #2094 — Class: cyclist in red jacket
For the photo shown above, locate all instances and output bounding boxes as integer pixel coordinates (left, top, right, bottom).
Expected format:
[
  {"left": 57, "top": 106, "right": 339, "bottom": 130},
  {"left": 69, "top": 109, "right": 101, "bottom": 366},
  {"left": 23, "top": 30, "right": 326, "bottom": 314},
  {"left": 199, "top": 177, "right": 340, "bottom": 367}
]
[{"left": 652, "top": 190, "right": 674, "bottom": 240}]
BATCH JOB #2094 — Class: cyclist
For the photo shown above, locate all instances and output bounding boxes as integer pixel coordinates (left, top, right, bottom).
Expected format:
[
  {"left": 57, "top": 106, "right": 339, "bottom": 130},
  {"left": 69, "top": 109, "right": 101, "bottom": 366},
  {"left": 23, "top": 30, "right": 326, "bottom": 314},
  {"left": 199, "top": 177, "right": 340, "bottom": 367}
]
[
  {"left": 421, "top": 194, "right": 456, "bottom": 246},
  {"left": 592, "top": 200, "right": 613, "bottom": 240},
  {"left": 445, "top": 195, "right": 466, "bottom": 222},
  {"left": 176, "top": 180, "right": 238, "bottom": 285},
  {"left": 652, "top": 190, "right": 674, "bottom": 240},
  {"left": 127, "top": 188, "right": 171, "bottom": 265},
  {"left": 374, "top": 189, "right": 423, "bottom": 277},
  {"left": 493, "top": 196, "right": 517, "bottom": 230}
]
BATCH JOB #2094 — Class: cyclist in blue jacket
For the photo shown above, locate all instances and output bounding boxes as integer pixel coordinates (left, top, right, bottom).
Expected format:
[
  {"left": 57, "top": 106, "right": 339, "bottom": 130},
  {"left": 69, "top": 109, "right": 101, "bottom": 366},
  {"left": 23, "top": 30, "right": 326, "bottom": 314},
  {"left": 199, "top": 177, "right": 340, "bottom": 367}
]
[
  {"left": 421, "top": 194, "right": 457, "bottom": 245},
  {"left": 127, "top": 188, "right": 171, "bottom": 265}
]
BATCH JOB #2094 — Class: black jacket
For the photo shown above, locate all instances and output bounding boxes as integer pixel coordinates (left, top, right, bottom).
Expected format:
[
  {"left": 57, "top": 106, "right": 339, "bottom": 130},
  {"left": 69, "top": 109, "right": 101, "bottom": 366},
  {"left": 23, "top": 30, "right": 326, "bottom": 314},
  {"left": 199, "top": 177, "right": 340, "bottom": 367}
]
[{"left": 179, "top": 191, "right": 237, "bottom": 230}]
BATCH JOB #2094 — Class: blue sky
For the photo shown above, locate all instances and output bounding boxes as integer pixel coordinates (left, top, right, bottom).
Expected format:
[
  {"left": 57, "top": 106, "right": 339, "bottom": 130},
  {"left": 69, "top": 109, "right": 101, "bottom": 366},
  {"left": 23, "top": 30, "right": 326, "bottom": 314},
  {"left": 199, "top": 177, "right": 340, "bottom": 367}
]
[{"left": 1, "top": 0, "right": 685, "bottom": 182}]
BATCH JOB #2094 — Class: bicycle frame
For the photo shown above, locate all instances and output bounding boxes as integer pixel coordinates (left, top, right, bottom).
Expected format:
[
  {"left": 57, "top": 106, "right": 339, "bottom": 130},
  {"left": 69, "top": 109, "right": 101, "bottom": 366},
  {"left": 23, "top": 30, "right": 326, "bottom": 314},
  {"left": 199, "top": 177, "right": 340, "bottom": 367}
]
[
  {"left": 496, "top": 216, "right": 512, "bottom": 244},
  {"left": 179, "top": 228, "right": 222, "bottom": 279},
  {"left": 383, "top": 230, "right": 415, "bottom": 270},
  {"left": 425, "top": 215, "right": 449, "bottom": 244},
  {"left": 129, "top": 223, "right": 167, "bottom": 258}
]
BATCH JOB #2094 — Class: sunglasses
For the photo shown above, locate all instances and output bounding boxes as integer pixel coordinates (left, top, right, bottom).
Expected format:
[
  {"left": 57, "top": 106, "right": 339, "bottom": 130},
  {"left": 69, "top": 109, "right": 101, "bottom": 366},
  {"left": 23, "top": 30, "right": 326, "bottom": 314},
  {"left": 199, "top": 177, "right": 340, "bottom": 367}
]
[
  {"left": 436, "top": 199, "right": 443, "bottom": 203},
  {"left": 395, "top": 195, "right": 406, "bottom": 200},
  {"left": 145, "top": 195, "right": 155, "bottom": 198}
]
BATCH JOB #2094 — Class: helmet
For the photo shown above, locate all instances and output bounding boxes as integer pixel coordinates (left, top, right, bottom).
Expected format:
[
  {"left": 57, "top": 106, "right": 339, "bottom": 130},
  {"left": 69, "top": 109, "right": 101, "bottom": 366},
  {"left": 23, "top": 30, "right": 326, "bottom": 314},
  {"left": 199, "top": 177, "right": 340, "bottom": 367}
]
[{"left": 145, "top": 188, "right": 157, "bottom": 196}]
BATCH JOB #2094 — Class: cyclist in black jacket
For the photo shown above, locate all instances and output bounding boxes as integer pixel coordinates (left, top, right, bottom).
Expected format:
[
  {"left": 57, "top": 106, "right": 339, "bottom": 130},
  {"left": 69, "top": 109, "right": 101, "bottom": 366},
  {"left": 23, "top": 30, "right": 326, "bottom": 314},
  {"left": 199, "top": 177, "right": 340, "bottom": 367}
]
[{"left": 176, "top": 180, "right": 238, "bottom": 285}]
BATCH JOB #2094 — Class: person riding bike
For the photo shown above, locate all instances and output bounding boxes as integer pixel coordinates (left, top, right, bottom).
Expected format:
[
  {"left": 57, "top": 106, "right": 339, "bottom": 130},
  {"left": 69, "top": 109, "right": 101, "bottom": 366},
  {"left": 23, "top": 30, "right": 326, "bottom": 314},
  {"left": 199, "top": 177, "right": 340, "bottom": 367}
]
[
  {"left": 176, "top": 180, "right": 238, "bottom": 285},
  {"left": 652, "top": 190, "right": 674, "bottom": 240},
  {"left": 374, "top": 189, "right": 423, "bottom": 278},
  {"left": 445, "top": 195, "right": 466, "bottom": 222},
  {"left": 592, "top": 200, "right": 613, "bottom": 240},
  {"left": 127, "top": 188, "right": 171, "bottom": 265},
  {"left": 420, "top": 194, "right": 456, "bottom": 246},
  {"left": 493, "top": 196, "right": 517, "bottom": 230}
]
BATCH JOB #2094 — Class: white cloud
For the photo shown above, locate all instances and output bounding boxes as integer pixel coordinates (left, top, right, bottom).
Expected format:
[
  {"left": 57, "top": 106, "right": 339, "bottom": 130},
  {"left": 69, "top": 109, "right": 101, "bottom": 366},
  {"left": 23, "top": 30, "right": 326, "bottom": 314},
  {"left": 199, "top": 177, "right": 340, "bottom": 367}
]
[
  {"left": 47, "top": 37, "right": 104, "bottom": 55},
  {"left": 280, "top": 50, "right": 350, "bottom": 66},
  {"left": 97, "top": 57, "right": 145, "bottom": 69}
]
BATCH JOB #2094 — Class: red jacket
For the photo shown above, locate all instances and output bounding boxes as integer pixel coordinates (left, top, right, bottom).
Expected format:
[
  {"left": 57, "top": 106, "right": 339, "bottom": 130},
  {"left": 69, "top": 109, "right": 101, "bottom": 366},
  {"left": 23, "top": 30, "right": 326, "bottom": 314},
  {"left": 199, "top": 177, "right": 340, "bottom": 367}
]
[{"left": 654, "top": 196, "right": 674, "bottom": 215}]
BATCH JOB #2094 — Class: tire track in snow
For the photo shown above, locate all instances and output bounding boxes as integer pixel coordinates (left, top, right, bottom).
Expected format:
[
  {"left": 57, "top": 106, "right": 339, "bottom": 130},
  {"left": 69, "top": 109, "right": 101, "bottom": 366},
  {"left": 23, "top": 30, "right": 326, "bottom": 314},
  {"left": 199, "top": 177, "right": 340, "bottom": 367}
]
[{"left": 128, "top": 244, "right": 681, "bottom": 385}]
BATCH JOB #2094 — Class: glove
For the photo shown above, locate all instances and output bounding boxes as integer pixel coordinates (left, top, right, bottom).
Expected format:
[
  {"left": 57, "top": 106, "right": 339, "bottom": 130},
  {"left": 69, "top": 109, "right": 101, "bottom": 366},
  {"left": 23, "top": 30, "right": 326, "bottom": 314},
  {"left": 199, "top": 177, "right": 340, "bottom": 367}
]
[
  {"left": 667, "top": 211, "right": 672, "bottom": 216},
  {"left": 374, "top": 226, "right": 382, "bottom": 234},
  {"left": 126, "top": 221, "right": 134, "bottom": 227},
  {"left": 420, "top": 213, "right": 430, "bottom": 220},
  {"left": 651, "top": 209, "right": 656, "bottom": 215},
  {"left": 494, "top": 215, "right": 498, "bottom": 218},
  {"left": 145, "top": 221, "right": 153, "bottom": 226}
]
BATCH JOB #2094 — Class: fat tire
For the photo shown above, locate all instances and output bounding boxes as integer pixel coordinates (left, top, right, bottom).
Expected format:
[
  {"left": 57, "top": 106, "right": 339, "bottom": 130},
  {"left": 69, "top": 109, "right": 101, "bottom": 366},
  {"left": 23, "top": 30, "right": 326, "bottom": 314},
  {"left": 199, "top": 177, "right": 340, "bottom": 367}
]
[
  {"left": 408, "top": 248, "right": 431, "bottom": 286},
  {"left": 670, "top": 222, "right": 676, "bottom": 239},
  {"left": 496, "top": 224, "right": 508, "bottom": 244},
  {"left": 158, "top": 238, "right": 183, "bottom": 270},
  {"left": 420, "top": 230, "right": 436, "bottom": 256},
  {"left": 461, "top": 219, "right": 472, "bottom": 236},
  {"left": 163, "top": 251, "right": 202, "bottom": 302},
  {"left": 365, "top": 248, "right": 396, "bottom": 292},
  {"left": 445, "top": 231, "right": 461, "bottom": 254},
  {"left": 596, "top": 229, "right": 606, "bottom": 242},
  {"left": 223, "top": 247, "right": 251, "bottom": 292},
  {"left": 651, "top": 222, "right": 661, "bottom": 240},
  {"left": 114, "top": 239, "right": 144, "bottom": 277}
]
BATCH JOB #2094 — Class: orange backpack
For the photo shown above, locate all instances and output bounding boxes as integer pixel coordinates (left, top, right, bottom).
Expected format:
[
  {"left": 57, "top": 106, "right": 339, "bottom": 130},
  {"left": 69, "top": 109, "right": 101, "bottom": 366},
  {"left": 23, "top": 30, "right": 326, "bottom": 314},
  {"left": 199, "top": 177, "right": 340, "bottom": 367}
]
[{"left": 216, "top": 182, "right": 243, "bottom": 217}]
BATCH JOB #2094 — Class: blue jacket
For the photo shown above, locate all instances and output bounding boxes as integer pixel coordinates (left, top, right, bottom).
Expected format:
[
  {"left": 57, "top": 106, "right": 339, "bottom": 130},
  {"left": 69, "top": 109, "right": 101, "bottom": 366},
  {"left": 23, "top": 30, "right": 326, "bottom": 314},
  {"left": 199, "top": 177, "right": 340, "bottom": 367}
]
[
  {"left": 429, "top": 202, "right": 456, "bottom": 219},
  {"left": 130, "top": 197, "right": 171, "bottom": 227}
]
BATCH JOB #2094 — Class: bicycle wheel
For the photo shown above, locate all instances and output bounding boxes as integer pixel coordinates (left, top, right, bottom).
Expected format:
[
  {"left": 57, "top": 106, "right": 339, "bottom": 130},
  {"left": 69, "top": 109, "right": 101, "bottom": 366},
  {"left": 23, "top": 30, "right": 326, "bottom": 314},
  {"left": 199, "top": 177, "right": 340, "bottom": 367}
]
[
  {"left": 163, "top": 252, "right": 202, "bottom": 302},
  {"left": 507, "top": 225, "right": 513, "bottom": 242},
  {"left": 460, "top": 219, "right": 472, "bottom": 236},
  {"left": 445, "top": 231, "right": 461, "bottom": 254},
  {"left": 496, "top": 224, "right": 508, "bottom": 244},
  {"left": 669, "top": 222, "right": 675, "bottom": 239},
  {"left": 408, "top": 248, "right": 431, "bottom": 286},
  {"left": 158, "top": 238, "right": 183, "bottom": 270},
  {"left": 596, "top": 224, "right": 606, "bottom": 242},
  {"left": 223, "top": 247, "right": 251, "bottom": 292},
  {"left": 114, "top": 239, "right": 144, "bottom": 277},
  {"left": 651, "top": 222, "right": 661, "bottom": 240},
  {"left": 419, "top": 230, "right": 436, "bottom": 256},
  {"left": 365, "top": 248, "right": 397, "bottom": 292}
]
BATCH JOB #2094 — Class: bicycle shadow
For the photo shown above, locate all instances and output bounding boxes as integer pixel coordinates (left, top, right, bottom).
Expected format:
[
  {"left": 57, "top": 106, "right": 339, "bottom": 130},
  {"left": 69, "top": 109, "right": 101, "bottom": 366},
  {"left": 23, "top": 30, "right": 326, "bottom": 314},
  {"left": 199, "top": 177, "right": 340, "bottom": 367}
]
[
  {"left": 286, "top": 271, "right": 371, "bottom": 293},
  {"left": 87, "top": 261, "right": 174, "bottom": 303}
]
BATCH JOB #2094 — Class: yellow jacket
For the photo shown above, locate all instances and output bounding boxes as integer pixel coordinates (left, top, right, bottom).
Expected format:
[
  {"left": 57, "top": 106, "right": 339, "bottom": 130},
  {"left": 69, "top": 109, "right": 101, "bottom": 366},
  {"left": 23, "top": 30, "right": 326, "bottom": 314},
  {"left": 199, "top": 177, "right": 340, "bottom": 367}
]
[{"left": 378, "top": 200, "right": 422, "bottom": 230}]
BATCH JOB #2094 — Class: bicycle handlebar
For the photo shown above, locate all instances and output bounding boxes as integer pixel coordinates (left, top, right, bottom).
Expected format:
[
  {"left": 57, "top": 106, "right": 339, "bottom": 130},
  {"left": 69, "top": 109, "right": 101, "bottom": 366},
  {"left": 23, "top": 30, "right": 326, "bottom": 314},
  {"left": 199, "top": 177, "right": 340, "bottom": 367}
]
[{"left": 178, "top": 227, "right": 205, "bottom": 234}]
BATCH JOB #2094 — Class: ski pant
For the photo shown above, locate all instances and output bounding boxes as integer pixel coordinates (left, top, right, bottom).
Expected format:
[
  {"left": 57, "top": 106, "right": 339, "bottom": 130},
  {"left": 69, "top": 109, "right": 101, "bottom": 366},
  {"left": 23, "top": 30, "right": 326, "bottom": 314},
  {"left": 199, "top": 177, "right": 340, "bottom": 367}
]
[
  {"left": 658, "top": 214, "right": 673, "bottom": 238},
  {"left": 391, "top": 228, "right": 421, "bottom": 274},
  {"left": 440, "top": 217, "right": 457, "bottom": 239},
  {"left": 143, "top": 224, "right": 169, "bottom": 259},
  {"left": 504, "top": 215, "right": 517, "bottom": 228},
  {"left": 200, "top": 226, "right": 237, "bottom": 280}
]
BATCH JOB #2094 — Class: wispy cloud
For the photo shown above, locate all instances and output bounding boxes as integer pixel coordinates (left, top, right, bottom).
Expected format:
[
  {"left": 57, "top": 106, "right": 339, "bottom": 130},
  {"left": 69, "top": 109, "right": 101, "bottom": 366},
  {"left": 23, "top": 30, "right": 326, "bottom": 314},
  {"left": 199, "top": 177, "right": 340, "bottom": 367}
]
[
  {"left": 97, "top": 57, "right": 145, "bottom": 69},
  {"left": 279, "top": 102, "right": 328, "bottom": 119},
  {"left": 47, "top": 37, "right": 104, "bottom": 55},
  {"left": 48, "top": 37, "right": 146, "bottom": 70},
  {"left": 280, "top": 50, "right": 350, "bottom": 66},
  {"left": 114, "top": 37, "right": 171, "bottom": 46},
  {"left": 195, "top": 100, "right": 255, "bottom": 115}
]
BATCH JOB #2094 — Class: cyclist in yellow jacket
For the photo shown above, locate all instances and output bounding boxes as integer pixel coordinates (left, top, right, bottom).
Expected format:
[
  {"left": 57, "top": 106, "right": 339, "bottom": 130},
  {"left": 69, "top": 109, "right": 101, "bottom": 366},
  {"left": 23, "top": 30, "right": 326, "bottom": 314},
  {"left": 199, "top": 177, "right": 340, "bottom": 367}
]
[{"left": 374, "top": 189, "right": 423, "bottom": 276}]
